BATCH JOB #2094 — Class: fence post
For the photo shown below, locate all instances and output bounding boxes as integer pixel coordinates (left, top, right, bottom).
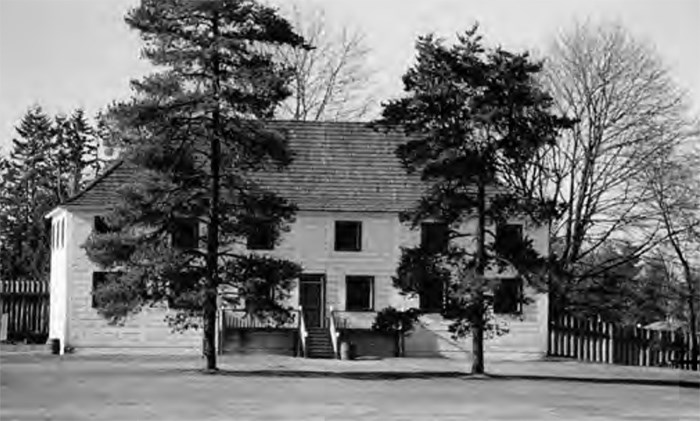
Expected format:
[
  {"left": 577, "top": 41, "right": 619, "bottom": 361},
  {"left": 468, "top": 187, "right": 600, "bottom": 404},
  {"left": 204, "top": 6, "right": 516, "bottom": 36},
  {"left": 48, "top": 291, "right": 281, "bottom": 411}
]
[
  {"left": 568, "top": 315, "right": 574, "bottom": 358},
  {"left": 560, "top": 314, "right": 567, "bottom": 357},
  {"left": 0, "top": 313, "right": 7, "bottom": 341}
]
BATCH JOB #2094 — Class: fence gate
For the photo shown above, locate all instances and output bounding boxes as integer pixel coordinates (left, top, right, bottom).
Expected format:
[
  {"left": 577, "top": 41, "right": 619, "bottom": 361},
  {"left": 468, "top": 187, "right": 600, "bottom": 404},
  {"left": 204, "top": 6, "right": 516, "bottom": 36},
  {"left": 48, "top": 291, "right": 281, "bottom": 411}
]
[{"left": 0, "top": 280, "right": 50, "bottom": 343}]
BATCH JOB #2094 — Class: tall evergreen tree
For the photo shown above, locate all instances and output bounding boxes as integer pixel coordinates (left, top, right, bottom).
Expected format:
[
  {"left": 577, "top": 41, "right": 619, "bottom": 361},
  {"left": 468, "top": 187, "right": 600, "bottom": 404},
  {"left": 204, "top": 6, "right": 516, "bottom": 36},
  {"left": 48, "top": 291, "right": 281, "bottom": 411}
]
[
  {"left": 0, "top": 105, "right": 103, "bottom": 283},
  {"left": 83, "top": 0, "right": 307, "bottom": 371},
  {"left": 375, "top": 27, "right": 574, "bottom": 374},
  {"left": 53, "top": 109, "right": 102, "bottom": 199},
  {"left": 0, "top": 106, "right": 57, "bottom": 282}
]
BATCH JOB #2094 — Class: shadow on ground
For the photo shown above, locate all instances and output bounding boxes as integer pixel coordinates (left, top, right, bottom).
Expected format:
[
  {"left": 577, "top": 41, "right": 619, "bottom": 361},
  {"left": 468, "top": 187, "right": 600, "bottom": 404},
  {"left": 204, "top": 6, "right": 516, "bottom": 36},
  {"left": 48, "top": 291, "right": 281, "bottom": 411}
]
[{"left": 192, "top": 368, "right": 700, "bottom": 389}]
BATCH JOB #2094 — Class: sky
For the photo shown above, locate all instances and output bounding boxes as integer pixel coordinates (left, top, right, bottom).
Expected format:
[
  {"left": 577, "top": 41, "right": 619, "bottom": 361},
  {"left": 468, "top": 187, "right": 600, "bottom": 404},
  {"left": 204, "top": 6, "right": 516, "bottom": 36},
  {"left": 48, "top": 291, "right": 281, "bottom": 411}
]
[{"left": 1, "top": 0, "right": 699, "bottom": 154}]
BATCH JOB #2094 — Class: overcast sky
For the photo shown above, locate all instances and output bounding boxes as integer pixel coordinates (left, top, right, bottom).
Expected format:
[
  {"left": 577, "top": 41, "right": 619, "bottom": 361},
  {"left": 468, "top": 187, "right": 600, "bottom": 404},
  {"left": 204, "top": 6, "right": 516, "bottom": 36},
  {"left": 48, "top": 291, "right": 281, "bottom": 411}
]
[{"left": 1, "top": 0, "right": 698, "bottom": 154}]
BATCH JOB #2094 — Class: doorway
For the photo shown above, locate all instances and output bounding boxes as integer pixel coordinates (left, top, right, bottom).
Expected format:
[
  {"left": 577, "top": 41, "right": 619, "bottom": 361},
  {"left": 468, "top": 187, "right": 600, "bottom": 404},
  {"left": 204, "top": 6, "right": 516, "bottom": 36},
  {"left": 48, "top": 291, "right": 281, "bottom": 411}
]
[{"left": 299, "top": 274, "right": 325, "bottom": 328}]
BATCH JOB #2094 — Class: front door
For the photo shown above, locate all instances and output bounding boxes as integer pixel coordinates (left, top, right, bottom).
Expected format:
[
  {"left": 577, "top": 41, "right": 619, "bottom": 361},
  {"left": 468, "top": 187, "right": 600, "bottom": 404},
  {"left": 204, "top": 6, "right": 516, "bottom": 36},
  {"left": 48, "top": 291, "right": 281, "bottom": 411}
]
[{"left": 299, "top": 274, "right": 325, "bottom": 328}]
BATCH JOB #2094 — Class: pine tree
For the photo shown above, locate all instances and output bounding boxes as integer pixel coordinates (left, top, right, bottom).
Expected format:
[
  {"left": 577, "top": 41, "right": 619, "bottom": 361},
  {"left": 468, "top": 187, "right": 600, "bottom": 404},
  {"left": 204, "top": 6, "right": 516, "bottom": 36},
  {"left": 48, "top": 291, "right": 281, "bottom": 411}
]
[
  {"left": 0, "top": 106, "right": 56, "bottom": 282},
  {"left": 83, "top": 0, "right": 307, "bottom": 371},
  {"left": 374, "top": 27, "right": 574, "bottom": 374},
  {"left": 0, "top": 106, "right": 102, "bottom": 284},
  {"left": 53, "top": 109, "right": 102, "bottom": 199}
]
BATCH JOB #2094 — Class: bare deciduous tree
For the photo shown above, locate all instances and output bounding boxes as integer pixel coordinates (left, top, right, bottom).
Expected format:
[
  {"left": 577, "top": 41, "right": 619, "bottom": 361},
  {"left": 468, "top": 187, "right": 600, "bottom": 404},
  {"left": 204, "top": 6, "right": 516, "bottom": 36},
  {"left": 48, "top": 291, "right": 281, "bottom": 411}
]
[
  {"left": 646, "top": 143, "right": 700, "bottom": 369},
  {"left": 534, "top": 21, "right": 694, "bottom": 296},
  {"left": 273, "top": 4, "right": 375, "bottom": 121}
]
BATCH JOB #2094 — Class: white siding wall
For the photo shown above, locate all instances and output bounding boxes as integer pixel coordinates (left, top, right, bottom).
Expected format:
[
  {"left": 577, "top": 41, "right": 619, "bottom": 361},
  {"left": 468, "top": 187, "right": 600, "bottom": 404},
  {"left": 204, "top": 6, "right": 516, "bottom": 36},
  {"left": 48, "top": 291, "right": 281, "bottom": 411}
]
[
  {"left": 64, "top": 210, "right": 200, "bottom": 354},
  {"left": 48, "top": 210, "right": 69, "bottom": 353},
  {"left": 404, "top": 217, "right": 551, "bottom": 360},
  {"left": 266, "top": 211, "right": 416, "bottom": 313},
  {"left": 58, "top": 207, "right": 549, "bottom": 358}
]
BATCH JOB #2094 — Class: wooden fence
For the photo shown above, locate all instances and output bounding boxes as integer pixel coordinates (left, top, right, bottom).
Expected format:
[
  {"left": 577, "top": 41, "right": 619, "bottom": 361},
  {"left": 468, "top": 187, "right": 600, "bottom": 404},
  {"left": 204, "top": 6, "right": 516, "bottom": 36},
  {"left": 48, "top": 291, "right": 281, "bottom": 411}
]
[
  {"left": 0, "top": 280, "right": 50, "bottom": 343},
  {"left": 549, "top": 314, "right": 699, "bottom": 371}
]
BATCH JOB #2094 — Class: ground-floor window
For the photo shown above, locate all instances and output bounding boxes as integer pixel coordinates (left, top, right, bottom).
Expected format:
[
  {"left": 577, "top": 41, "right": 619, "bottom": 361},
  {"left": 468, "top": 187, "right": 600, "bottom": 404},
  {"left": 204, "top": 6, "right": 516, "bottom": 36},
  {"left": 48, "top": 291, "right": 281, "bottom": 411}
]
[
  {"left": 171, "top": 218, "right": 199, "bottom": 249},
  {"left": 167, "top": 271, "right": 201, "bottom": 310},
  {"left": 493, "top": 277, "right": 523, "bottom": 314},
  {"left": 345, "top": 275, "right": 374, "bottom": 311},
  {"left": 91, "top": 271, "right": 122, "bottom": 308},
  {"left": 419, "top": 275, "right": 444, "bottom": 312}
]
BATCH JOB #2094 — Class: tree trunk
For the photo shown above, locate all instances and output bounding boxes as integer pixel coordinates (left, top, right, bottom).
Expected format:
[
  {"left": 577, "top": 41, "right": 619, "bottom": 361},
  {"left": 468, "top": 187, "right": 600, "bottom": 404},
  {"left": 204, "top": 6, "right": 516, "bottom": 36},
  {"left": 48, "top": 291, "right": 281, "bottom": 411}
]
[
  {"left": 685, "top": 272, "right": 698, "bottom": 371},
  {"left": 203, "top": 12, "right": 222, "bottom": 372},
  {"left": 688, "top": 298, "right": 698, "bottom": 371},
  {"left": 202, "top": 287, "right": 218, "bottom": 371},
  {"left": 394, "top": 332, "right": 401, "bottom": 357},
  {"left": 203, "top": 127, "right": 220, "bottom": 371},
  {"left": 472, "top": 315, "right": 485, "bottom": 374},
  {"left": 472, "top": 179, "right": 487, "bottom": 375}
]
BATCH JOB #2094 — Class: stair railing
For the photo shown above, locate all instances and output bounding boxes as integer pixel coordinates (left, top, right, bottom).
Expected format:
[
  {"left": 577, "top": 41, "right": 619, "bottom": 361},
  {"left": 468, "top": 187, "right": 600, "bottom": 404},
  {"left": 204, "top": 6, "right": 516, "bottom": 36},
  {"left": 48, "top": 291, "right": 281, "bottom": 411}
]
[
  {"left": 298, "top": 306, "right": 308, "bottom": 357},
  {"left": 328, "top": 305, "right": 340, "bottom": 359}
]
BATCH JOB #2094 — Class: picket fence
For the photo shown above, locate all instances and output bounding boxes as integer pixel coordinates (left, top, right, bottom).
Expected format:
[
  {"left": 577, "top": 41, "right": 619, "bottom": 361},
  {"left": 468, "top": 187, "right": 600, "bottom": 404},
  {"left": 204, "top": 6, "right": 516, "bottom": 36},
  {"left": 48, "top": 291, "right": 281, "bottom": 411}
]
[
  {"left": 0, "top": 279, "right": 50, "bottom": 343},
  {"left": 549, "top": 314, "right": 699, "bottom": 371}
]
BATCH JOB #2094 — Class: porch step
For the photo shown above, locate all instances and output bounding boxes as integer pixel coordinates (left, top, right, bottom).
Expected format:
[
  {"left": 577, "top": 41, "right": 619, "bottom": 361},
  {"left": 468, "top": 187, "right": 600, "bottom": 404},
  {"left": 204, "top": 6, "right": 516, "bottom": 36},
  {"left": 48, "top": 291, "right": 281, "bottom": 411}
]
[{"left": 305, "top": 328, "right": 336, "bottom": 359}]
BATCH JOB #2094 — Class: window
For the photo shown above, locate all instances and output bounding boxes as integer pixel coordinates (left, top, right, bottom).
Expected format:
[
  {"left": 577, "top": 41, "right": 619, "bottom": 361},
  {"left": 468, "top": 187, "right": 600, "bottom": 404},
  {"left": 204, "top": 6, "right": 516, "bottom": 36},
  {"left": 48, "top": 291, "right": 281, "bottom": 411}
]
[
  {"left": 335, "top": 221, "right": 362, "bottom": 252},
  {"left": 345, "top": 275, "right": 374, "bottom": 311},
  {"left": 168, "top": 271, "right": 200, "bottom": 310},
  {"left": 493, "top": 277, "right": 523, "bottom": 314},
  {"left": 59, "top": 219, "right": 65, "bottom": 249},
  {"left": 51, "top": 221, "right": 57, "bottom": 250},
  {"left": 94, "top": 216, "right": 118, "bottom": 234},
  {"left": 419, "top": 274, "right": 445, "bottom": 312},
  {"left": 56, "top": 220, "right": 63, "bottom": 249},
  {"left": 52, "top": 219, "right": 65, "bottom": 250},
  {"left": 496, "top": 224, "right": 523, "bottom": 246},
  {"left": 172, "top": 218, "right": 199, "bottom": 249},
  {"left": 92, "top": 271, "right": 121, "bottom": 308},
  {"left": 421, "top": 222, "right": 449, "bottom": 253},
  {"left": 246, "top": 221, "right": 275, "bottom": 250}
]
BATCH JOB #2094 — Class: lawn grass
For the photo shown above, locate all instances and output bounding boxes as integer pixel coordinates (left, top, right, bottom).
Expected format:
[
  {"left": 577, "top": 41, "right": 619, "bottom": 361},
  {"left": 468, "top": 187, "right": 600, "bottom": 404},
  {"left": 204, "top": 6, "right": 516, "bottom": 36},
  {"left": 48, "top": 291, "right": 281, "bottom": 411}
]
[{"left": 1, "top": 355, "right": 698, "bottom": 420}]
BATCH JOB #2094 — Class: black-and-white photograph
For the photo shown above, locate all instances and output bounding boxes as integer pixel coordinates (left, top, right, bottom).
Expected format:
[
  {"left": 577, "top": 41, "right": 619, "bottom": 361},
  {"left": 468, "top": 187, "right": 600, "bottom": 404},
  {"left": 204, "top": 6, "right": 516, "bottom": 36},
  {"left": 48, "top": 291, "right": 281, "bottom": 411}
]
[{"left": 1, "top": 0, "right": 699, "bottom": 419}]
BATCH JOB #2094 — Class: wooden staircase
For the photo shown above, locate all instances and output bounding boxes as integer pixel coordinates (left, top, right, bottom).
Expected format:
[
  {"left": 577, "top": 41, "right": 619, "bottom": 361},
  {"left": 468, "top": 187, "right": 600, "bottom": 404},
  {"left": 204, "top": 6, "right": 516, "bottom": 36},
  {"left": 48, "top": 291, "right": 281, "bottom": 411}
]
[{"left": 305, "top": 327, "right": 336, "bottom": 359}]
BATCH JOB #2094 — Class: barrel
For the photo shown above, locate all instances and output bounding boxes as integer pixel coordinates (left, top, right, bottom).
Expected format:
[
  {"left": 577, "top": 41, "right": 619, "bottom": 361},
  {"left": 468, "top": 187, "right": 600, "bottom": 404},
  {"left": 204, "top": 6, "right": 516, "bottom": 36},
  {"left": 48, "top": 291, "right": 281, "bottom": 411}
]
[
  {"left": 51, "top": 338, "right": 61, "bottom": 355},
  {"left": 340, "top": 341, "right": 356, "bottom": 360}
]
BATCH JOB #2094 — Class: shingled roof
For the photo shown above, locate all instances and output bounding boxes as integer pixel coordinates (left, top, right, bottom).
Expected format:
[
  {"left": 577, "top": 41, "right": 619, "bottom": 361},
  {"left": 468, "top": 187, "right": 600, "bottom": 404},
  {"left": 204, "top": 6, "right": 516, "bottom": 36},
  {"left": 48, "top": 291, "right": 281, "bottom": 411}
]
[{"left": 63, "top": 121, "right": 427, "bottom": 213}]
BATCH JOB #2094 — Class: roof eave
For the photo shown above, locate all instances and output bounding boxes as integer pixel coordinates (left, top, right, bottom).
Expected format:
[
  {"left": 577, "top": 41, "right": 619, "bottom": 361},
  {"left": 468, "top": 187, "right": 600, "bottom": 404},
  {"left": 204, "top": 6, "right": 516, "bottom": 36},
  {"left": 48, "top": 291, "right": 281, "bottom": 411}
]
[{"left": 44, "top": 206, "right": 67, "bottom": 220}]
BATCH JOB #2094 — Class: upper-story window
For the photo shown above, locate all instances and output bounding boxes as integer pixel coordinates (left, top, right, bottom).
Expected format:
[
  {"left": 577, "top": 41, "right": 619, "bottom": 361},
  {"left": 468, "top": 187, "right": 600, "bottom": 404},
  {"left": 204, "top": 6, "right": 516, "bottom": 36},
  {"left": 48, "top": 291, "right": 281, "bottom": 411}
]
[
  {"left": 59, "top": 218, "right": 64, "bottom": 249},
  {"left": 94, "top": 216, "right": 118, "bottom": 234},
  {"left": 421, "top": 222, "right": 449, "bottom": 253},
  {"left": 334, "top": 221, "right": 362, "bottom": 252},
  {"left": 171, "top": 218, "right": 199, "bottom": 249},
  {"left": 52, "top": 218, "right": 65, "bottom": 250},
  {"left": 246, "top": 221, "right": 275, "bottom": 250},
  {"left": 496, "top": 223, "right": 523, "bottom": 246}
]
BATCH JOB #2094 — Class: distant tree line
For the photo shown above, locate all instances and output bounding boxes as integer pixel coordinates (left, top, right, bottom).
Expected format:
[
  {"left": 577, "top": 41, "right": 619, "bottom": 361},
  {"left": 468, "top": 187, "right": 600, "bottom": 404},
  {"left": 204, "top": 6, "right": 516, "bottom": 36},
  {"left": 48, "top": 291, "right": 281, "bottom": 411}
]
[{"left": 0, "top": 106, "right": 103, "bottom": 282}]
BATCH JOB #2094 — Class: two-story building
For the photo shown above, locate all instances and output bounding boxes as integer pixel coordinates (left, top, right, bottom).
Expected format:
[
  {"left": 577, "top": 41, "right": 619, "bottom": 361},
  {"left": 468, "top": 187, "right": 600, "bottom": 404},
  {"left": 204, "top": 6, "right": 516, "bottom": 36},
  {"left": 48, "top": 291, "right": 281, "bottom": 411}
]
[{"left": 45, "top": 121, "right": 549, "bottom": 360}]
